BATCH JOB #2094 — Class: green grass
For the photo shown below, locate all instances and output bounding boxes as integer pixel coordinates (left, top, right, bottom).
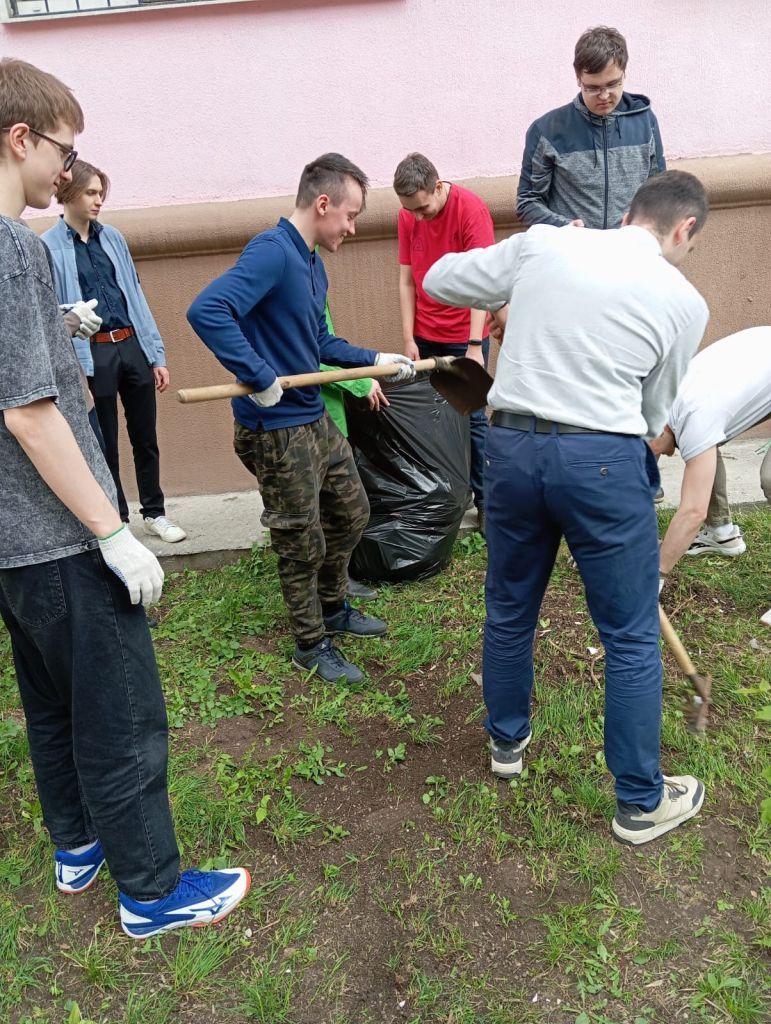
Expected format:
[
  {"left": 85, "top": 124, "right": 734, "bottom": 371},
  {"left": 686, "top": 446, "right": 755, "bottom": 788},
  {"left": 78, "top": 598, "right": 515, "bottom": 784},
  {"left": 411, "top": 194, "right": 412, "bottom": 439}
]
[{"left": 0, "top": 508, "right": 769, "bottom": 1023}]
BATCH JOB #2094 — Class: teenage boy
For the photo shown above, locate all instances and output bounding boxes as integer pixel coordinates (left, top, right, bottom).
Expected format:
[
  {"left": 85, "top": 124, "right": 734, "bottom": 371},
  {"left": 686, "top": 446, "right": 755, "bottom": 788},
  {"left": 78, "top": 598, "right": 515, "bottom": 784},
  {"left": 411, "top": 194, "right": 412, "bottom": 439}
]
[
  {"left": 42, "top": 161, "right": 186, "bottom": 544},
  {"left": 517, "top": 25, "right": 665, "bottom": 230},
  {"left": 424, "top": 171, "right": 709, "bottom": 846},
  {"left": 188, "top": 153, "right": 414, "bottom": 685},
  {"left": 0, "top": 58, "right": 248, "bottom": 938},
  {"left": 652, "top": 327, "right": 771, "bottom": 576},
  {"left": 394, "top": 152, "right": 495, "bottom": 533}
]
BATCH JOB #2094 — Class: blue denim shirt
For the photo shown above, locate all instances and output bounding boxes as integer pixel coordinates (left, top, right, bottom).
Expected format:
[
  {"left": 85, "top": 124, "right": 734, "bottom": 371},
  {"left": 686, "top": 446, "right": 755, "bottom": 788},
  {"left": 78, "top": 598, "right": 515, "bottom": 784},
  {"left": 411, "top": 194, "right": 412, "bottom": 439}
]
[
  {"left": 69, "top": 221, "right": 131, "bottom": 333},
  {"left": 41, "top": 216, "right": 166, "bottom": 376}
]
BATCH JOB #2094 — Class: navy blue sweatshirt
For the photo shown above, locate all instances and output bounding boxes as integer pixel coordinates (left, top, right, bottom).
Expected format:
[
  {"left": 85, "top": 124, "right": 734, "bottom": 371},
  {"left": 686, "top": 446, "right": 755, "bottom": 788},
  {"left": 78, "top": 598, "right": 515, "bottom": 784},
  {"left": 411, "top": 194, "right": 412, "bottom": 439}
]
[{"left": 187, "top": 218, "right": 377, "bottom": 431}]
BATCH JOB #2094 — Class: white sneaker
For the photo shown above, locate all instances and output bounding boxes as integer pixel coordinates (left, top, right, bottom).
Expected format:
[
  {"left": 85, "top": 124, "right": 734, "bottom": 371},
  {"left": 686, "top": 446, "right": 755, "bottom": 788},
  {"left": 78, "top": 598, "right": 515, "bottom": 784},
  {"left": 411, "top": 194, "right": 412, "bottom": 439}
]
[
  {"left": 143, "top": 516, "right": 186, "bottom": 544},
  {"left": 612, "top": 775, "right": 705, "bottom": 846},
  {"left": 685, "top": 527, "right": 745, "bottom": 558},
  {"left": 490, "top": 732, "right": 531, "bottom": 778}
]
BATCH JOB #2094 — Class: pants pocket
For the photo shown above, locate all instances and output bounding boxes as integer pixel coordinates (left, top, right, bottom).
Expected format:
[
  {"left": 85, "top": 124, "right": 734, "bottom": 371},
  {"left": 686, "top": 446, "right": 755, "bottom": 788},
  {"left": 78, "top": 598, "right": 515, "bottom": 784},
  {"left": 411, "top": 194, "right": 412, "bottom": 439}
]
[
  {"left": 261, "top": 509, "right": 318, "bottom": 564},
  {"left": 0, "top": 560, "right": 68, "bottom": 629}
]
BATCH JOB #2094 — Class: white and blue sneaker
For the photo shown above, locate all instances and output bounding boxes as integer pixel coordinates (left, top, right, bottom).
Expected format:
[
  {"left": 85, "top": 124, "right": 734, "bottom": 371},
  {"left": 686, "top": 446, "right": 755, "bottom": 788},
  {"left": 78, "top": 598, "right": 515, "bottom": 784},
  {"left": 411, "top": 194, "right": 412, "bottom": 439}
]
[
  {"left": 55, "top": 839, "right": 105, "bottom": 894},
  {"left": 119, "top": 867, "right": 251, "bottom": 939}
]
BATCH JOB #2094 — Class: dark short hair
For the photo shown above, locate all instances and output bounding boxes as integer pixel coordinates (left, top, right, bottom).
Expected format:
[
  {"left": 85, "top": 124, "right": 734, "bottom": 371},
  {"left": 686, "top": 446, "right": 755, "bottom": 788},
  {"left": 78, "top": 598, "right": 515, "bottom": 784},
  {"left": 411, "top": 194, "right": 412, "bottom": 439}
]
[
  {"left": 393, "top": 153, "right": 439, "bottom": 197},
  {"left": 628, "top": 171, "right": 709, "bottom": 236},
  {"left": 295, "top": 153, "right": 369, "bottom": 210},
  {"left": 574, "top": 26, "right": 628, "bottom": 75},
  {"left": 0, "top": 58, "right": 84, "bottom": 139},
  {"left": 56, "top": 159, "right": 110, "bottom": 205}
]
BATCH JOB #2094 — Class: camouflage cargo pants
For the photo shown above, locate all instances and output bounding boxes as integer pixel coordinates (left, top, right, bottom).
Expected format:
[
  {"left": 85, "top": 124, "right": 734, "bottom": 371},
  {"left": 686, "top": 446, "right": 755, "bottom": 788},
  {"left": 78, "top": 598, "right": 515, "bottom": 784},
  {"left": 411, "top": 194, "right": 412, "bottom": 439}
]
[{"left": 233, "top": 413, "right": 370, "bottom": 644}]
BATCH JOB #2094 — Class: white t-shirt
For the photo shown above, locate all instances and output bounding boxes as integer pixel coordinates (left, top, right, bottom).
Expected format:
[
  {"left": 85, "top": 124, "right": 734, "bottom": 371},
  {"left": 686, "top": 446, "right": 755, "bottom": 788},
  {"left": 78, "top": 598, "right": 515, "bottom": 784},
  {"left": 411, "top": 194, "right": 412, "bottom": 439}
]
[{"left": 668, "top": 326, "right": 771, "bottom": 461}]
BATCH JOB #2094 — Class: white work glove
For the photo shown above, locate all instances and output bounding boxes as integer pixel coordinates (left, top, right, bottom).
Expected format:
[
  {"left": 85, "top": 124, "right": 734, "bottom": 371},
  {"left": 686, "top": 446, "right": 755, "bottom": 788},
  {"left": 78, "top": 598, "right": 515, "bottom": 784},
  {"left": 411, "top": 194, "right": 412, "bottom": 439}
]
[
  {"left": 98, "top": 525, "right": 165, "bottom": 606},
  {"left": 658, "top": 575, "right": 666, "bottom": 596},
  {"left": 375, "top": 352, "right": 416, "bottom": 383},
  {"left": 60, "top": 299, "right": 102, "bottom": 340},
  {"left": 248, "top": 378, "right": 284, "bottom": 408}
]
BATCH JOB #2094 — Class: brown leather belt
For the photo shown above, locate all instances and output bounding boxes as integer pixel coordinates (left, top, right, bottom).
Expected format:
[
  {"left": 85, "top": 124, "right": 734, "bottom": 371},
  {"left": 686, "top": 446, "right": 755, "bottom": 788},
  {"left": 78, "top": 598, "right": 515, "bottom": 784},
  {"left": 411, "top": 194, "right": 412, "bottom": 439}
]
[
  {"left": 92, "top": 326, "right": 135, "bottom": 344},
  {"left": 491, "top": 411, "right": 604, "bottom": 434}
]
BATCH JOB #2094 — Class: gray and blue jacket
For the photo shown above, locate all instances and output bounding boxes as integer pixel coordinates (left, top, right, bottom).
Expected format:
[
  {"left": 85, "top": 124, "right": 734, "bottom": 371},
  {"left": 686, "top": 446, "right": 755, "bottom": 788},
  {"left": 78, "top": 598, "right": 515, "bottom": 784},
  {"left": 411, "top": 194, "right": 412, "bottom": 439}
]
[
  {"left": 516, "top": 92, "right": 665, "bottom": 230},
  {"left": 41, "top": 216, "right": 166, "bottom": 376}
]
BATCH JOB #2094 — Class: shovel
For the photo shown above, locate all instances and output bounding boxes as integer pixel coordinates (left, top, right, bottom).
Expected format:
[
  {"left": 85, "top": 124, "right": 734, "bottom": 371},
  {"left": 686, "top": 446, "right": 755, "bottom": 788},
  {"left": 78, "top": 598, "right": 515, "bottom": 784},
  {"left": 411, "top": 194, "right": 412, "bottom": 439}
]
[
  {"left": 176, "top": 356, "right": 493, "bottom": 415},
  {"left": 659, "top": 605, "right": 712, "bottom": 735}
]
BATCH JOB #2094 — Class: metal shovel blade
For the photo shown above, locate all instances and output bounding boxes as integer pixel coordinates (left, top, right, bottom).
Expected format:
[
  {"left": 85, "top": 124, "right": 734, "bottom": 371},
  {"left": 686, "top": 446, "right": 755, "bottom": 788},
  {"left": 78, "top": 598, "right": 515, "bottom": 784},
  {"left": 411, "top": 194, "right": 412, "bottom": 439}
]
[{"left": 429, "top": 356, "right": 494, "bottom": 414}]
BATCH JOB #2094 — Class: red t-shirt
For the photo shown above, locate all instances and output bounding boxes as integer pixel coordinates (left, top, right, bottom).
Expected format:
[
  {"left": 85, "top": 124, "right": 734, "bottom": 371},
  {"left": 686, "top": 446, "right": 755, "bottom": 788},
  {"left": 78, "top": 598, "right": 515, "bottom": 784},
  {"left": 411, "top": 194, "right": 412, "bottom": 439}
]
[{"left": 398, "top": 183, "right": 495, "bottom": 342}]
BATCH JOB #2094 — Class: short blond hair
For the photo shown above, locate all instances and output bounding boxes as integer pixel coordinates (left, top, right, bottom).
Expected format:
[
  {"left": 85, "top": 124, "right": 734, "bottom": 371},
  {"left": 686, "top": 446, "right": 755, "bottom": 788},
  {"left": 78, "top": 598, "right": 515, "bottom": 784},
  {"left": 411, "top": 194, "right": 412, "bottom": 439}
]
[{"left": 0, "top": 58, "right": 84, "bottom": 139}]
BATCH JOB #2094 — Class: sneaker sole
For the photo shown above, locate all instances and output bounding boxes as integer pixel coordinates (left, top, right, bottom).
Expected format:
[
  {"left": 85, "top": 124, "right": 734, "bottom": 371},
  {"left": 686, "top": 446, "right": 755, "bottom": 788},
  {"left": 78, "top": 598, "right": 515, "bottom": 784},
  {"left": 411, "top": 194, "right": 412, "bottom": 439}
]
[
  {"left": 121, "top": 869, "right": 251, "bottom": 939},
  {"left": 490, "top": 733, "right": 532, "bottom": 778},
  {"left": 685, "top": 543, "right": 746, "bottom": 558},
  {"left": 323, "top": 627, "right": 388, "bottom": 638},
  {"left": 612, "top": 785, "right": 705, "bottom": 846},
  {"left": 56, "top": 858, "right": 106, "bottom": 895}
]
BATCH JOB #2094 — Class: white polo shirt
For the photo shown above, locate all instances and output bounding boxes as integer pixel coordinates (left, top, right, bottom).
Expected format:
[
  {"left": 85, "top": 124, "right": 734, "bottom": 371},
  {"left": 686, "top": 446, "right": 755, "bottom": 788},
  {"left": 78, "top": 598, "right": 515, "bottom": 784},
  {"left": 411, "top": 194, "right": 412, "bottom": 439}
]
[
  {"left": 668, "top": 326, "right": 771, "bottom": 461},
  {"left": 423, "top": 224, "right": 709, "bottom": 437}
]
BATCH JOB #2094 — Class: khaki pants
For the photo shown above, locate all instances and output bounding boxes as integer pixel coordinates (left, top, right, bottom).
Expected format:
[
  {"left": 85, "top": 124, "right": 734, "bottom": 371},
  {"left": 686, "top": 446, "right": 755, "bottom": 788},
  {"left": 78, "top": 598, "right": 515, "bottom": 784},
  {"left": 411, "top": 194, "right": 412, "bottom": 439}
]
[{"left": 706, "top": 441, "right": 771, "bottom": 528}]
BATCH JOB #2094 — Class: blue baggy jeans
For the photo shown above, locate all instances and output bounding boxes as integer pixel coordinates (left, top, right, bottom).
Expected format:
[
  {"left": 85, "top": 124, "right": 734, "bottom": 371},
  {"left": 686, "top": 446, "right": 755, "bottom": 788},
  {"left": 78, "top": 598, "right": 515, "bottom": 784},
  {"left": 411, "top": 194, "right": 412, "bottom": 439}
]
[
  {"left": 0, "top": 549, "right": 180, "bottom": 899},
  {"left": 482, "top": 421, "right": 664, "bottom": 811}
]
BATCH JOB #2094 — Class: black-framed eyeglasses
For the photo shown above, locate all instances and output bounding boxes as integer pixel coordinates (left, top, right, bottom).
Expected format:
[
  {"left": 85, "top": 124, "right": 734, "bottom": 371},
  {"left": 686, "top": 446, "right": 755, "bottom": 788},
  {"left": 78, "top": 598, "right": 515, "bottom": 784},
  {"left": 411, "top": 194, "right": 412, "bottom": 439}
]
[{"left": 1, "top": 126, "right": 77, "bottom": 172}]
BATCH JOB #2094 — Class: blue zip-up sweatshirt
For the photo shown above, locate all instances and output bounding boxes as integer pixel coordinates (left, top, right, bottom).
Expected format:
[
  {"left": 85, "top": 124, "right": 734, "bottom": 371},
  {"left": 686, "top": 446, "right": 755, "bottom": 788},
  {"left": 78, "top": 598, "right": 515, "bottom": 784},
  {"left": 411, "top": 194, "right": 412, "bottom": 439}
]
[
  {"left": 187, "top": 218, "right": 377, "bottom": 432},
  {"left": 41, "top": 215, "right": 166, "bottom": 376},
  {"left": 517, "top": 92, "right": 665, "bottom": 230}
]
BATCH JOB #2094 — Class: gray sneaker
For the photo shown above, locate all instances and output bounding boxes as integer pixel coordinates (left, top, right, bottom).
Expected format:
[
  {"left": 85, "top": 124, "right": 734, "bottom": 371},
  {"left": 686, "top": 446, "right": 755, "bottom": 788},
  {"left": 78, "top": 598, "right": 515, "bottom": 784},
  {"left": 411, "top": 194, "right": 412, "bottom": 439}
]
[
  {"left": 490, "top": 732, "right": 531, "bottom": 778},
  {"left": 292, "top": 637, "right": 364, "bottom": 684},
  {"left": 346, "top": 577, "right": 379, "bottom": 602},
  {"left": 323, "top": 601, "right": 387, "bottom": 638},
  {"left": 612, "top": 775, "right": 705, "bottom": 846}
]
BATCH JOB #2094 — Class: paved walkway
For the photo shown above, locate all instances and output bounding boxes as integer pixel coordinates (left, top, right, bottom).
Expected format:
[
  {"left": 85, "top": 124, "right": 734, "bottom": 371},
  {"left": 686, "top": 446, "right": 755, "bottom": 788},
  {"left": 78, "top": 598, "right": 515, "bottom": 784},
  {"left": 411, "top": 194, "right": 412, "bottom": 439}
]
[{"left": 128, "top": 437, "right": 770, "bottom": 569}]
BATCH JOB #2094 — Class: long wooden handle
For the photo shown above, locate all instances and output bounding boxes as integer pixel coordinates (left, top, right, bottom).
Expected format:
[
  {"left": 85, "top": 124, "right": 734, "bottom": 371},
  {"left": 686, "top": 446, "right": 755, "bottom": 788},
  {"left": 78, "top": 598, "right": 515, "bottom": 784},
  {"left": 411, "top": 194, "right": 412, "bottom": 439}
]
[
  {"left": 659, "top": 605, "right": 697, "bottom": 677},
  {"left": 176, "top": 357, "right": 453, "bottom": 404}
]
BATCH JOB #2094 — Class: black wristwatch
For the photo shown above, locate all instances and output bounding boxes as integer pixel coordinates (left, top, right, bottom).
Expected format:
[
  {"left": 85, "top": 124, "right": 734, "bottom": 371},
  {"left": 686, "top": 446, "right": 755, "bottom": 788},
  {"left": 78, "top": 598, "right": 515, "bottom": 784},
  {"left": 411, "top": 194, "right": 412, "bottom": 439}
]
[{"left": 468, "top": 339, "right": 483, "bottom": 347}]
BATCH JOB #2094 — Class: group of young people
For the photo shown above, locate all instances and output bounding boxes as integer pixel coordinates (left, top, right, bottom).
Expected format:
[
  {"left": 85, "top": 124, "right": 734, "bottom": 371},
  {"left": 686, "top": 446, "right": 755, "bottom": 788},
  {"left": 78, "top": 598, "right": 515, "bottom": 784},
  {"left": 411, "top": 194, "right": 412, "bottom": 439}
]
[{"left": 0, "top": 23, "right": 768, "bottom": 940}]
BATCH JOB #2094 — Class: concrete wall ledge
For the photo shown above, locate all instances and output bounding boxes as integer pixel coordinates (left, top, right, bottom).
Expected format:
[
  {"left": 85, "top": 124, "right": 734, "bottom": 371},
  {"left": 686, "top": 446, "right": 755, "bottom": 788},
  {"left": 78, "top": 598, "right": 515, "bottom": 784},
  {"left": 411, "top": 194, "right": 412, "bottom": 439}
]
[{"left": 32, "top": 153, "right": 771, "bottom": 259}]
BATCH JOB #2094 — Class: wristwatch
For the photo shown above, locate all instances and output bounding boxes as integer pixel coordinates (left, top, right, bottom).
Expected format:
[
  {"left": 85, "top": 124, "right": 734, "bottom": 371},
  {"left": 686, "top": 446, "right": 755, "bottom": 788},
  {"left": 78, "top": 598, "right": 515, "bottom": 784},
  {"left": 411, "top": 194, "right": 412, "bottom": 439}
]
[{"left": 468, "top": 339, "right": 483, "bottom": 347}]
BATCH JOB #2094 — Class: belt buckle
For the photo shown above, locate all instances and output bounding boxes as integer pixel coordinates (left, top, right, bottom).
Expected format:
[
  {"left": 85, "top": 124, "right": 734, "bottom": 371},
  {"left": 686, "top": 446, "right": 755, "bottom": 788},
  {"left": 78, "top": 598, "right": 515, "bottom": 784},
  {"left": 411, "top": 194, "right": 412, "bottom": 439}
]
[{"left": 109, "top": 328, "right": 122, "bottom": 343}]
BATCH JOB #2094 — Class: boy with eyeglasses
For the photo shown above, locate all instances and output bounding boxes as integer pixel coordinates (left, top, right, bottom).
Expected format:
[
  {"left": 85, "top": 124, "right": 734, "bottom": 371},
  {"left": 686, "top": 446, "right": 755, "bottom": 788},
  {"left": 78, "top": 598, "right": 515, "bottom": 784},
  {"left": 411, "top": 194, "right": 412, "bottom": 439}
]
[
  {"left": 517, "top": 25, "right": 665, "bottom": 230},
  {"left": 0, "top": 58, "right": 249, "bottom": 939}
]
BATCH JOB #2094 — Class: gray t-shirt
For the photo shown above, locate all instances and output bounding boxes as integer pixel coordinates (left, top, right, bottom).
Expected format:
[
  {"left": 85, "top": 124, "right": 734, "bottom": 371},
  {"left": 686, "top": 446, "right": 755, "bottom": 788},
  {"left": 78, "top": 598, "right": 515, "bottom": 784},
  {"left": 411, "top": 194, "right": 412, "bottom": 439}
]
[{"left": 0, "top": 216, "right": 117, "bottom": 568}]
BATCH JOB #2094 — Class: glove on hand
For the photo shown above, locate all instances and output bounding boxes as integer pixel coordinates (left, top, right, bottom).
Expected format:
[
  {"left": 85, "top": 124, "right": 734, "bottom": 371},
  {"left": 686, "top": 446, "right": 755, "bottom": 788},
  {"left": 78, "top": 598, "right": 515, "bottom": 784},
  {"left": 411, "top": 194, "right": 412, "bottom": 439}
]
[
  {"left": 98, "top": 525, "right": 165, "bottom": 606},
  {"left": 248, "top": 378, "right": 284, "bottom": 408},
  {"left": 64, "top": 299, "right": 102, "bottom": 340},
  {"left": 375, "top": 352, "right": 416, "bottom": 383}
]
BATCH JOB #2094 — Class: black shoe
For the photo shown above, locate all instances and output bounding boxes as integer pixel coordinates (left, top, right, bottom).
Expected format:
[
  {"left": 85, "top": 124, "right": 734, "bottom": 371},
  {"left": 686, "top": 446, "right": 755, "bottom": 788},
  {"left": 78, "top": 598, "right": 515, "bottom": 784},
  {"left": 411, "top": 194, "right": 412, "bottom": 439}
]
[
  {"left": 476, "top": 505, "right": 486, "bottom": 537},
  {"left": 323, "top": 601, "right": 387, "bottom": 638},
  {"left": 292, "top": 637, "right": 364, "bottom": 683},
  {"left": 346, "top": 577, "right": 379, "bottom": 602}
]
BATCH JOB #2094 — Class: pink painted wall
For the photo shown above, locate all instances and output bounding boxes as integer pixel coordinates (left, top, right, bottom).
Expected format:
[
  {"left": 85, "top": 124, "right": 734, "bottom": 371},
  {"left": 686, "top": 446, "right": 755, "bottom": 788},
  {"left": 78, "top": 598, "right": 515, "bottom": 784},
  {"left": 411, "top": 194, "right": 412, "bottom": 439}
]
[{"left": 4, "top": 0, "right": 771, "bottom": 214}]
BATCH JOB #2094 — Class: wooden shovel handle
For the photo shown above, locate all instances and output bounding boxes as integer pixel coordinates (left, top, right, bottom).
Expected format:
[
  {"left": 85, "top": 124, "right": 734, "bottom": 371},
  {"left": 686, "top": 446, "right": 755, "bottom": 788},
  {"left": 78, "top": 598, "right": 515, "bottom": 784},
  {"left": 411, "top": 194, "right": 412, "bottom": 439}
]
[
  {"left": 659, "top": 605, "right": 697, "bottom": 677},
  {"left": 176, "top": 357, "right": 453, "bottom": 404}
]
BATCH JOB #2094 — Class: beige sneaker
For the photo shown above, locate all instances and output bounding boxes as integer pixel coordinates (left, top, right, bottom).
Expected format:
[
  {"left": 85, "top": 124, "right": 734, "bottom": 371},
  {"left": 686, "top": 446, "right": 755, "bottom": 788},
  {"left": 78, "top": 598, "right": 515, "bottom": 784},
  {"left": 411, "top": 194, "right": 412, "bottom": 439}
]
[
  {"left": 612, "top": 775, "right": 704, "bottom": 846},
  {"left": 143, "top": 516, "right": 187, "bottom": 544}
]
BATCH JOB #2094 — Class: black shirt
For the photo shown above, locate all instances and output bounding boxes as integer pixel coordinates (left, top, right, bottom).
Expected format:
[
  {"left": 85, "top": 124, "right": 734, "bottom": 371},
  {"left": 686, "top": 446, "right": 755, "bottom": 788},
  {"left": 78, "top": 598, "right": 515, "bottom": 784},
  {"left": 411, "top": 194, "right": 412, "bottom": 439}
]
[{"left": 67, "top": 219, "right": 132, "bottom": 333}]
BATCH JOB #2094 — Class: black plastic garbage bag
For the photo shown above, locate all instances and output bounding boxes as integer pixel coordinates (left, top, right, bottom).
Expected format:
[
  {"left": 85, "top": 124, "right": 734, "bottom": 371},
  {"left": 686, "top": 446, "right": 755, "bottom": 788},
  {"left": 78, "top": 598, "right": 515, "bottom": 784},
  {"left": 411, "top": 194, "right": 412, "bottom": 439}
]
[{"left": 346, "top": 374, "right": 471, "bottom": 582}]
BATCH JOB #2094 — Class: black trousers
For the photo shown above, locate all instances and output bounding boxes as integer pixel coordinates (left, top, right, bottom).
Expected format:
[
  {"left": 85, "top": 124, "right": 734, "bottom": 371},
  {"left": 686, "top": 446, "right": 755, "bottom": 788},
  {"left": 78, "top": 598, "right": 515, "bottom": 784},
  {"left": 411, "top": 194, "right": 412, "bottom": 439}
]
[
  {"left": 89, "top": 335, "right": 165, "bottom": 521},
  {"left": 0, "top": 550, "right": 180, "bottom": 899}
]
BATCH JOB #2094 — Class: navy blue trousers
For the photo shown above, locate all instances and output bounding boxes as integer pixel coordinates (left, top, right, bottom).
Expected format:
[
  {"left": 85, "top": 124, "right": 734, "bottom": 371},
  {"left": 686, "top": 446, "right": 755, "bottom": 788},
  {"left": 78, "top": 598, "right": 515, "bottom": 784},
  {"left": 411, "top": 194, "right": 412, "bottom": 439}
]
[
  {"left": 415, "top": 337, "right": 489, "bottom": 508},
  {"left": 482, "top": 422, "right": 663, "bottom": 811}
]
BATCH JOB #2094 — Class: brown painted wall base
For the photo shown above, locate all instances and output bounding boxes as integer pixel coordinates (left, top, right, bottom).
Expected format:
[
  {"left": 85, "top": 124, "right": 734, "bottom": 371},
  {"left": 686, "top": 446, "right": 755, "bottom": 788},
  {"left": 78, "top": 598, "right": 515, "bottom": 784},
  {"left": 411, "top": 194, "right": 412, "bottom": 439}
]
[{"left": 33, "top": 154, "right": 771, "bottom": 498}]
